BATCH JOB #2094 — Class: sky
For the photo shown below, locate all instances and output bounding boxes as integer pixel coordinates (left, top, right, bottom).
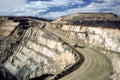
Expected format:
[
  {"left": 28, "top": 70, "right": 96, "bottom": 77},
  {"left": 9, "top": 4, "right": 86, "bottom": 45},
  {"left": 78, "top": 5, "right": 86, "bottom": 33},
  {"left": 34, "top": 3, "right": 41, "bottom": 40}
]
[{"left": 0, "top": 0, "right": 120, "bottom": 19}]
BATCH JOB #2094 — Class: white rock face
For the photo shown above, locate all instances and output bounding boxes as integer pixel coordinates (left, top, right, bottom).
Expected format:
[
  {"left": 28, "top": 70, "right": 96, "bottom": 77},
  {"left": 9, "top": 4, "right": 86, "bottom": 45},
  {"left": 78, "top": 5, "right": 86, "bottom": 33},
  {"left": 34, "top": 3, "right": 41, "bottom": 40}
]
[
  {"left": 4, "top": 27, "right": 76, "bottom": 80},
  {"left": 57, "top": 24, "right": 120, "bottom": 52}
]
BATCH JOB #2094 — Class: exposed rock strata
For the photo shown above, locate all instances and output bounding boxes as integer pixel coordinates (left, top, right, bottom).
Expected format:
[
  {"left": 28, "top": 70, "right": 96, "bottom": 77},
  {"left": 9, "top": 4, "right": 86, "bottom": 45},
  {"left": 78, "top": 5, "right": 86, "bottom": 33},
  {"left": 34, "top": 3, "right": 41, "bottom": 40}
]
[
  {"left": 55, "top": 25, "right": 120, "bottom": 52},
  {"left": 2, "top": 24, "right": 79, "bottom": 80}
]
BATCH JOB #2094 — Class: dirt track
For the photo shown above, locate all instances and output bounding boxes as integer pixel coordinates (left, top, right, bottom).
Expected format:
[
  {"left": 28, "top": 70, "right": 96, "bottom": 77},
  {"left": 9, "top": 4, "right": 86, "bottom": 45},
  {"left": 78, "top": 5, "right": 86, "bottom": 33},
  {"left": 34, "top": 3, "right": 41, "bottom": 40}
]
[{"left": 44, "top": 22, "right": 112, "bottom": 80}]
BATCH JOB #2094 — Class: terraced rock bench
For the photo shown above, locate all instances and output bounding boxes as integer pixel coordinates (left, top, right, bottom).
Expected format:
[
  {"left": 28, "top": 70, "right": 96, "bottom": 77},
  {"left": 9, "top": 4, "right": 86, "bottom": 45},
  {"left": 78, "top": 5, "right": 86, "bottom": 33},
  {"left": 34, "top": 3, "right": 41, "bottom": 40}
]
[{"left": 3, "top": 26, "right": 82, "bottom": 80}]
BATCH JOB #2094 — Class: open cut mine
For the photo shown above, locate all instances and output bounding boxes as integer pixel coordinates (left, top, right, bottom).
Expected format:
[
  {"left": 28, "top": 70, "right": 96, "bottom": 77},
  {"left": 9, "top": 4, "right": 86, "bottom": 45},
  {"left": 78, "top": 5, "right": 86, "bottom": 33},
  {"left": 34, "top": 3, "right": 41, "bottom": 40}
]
[{"left": 0, "top": 13, "right": 120, "bottom": 80}]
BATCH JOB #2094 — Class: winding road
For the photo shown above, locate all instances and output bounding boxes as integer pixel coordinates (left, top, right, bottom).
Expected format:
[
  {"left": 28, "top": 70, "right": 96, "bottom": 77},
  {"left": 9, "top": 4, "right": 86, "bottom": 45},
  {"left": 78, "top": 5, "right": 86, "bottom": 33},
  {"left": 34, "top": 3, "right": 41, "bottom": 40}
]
[{"left": 30, "top": 19, "right": 112, "bottom": 80}]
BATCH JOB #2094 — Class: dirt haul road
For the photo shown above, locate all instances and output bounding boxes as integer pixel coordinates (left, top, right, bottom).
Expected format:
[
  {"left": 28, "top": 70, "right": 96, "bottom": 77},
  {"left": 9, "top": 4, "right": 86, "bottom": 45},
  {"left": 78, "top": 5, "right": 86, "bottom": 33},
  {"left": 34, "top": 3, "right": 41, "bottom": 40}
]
[{"left": 44, "top": 22, "right": 112, "bottom": 80}]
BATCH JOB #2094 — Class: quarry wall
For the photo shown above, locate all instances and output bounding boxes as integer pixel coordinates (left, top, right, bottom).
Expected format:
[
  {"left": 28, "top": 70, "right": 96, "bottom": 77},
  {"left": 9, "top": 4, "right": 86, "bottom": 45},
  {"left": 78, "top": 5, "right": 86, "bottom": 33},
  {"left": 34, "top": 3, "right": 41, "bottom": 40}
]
[
  {"left": 53, "top": 24, "right": 120, "bottom": 52},
  {"left": 3, "top": 26, "right": 80, "bottom": 80}
]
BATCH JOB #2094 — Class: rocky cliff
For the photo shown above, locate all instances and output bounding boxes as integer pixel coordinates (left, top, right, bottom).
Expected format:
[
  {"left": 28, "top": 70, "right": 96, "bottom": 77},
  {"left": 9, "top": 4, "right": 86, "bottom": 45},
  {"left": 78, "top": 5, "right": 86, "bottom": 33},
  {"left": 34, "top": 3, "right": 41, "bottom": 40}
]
[
  {"left": 4, "top": 26, "right": 78, "bottom": 80},
  {"left": 54, "top": 25, "right": 120, "bottom": 52}
]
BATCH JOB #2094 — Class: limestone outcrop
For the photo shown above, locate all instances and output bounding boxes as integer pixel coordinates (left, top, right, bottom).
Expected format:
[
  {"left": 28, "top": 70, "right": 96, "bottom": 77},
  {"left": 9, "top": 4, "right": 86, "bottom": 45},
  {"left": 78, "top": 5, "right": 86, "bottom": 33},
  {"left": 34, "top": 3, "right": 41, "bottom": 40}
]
[{"left": 4, "top": 27, "right": 77, "bottom": 80}]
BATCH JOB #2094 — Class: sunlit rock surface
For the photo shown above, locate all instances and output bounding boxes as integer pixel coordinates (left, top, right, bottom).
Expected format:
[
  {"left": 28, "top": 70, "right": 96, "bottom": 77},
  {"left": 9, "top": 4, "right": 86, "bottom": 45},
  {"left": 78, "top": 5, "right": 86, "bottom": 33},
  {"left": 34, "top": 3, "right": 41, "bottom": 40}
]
[
  {"left": 0, "top": 17, "right": 82, "bottom": 80},
  {"left": 56, "top": 25, "right": 120, "bottom": 52},
  {"left": 3, "top": 26, "right": 76, "bottom": 80}
]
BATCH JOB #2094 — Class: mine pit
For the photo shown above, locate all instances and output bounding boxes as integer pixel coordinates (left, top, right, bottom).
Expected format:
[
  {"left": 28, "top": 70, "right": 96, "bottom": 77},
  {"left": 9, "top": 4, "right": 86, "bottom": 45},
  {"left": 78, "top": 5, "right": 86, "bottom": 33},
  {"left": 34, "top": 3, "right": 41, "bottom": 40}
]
[{"left": 1, "top": 13, "right": 120, "bottom": 80}]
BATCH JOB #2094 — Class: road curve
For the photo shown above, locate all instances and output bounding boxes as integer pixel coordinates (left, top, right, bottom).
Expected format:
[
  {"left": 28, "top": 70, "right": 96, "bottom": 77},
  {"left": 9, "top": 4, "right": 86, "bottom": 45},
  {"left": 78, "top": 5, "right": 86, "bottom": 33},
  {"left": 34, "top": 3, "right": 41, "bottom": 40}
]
[
  {"left": 44, "top": 22, "right": 112, "bottom": 80},
  {"left": 30, "top": 19, "right": 112, "bottom": 80}
]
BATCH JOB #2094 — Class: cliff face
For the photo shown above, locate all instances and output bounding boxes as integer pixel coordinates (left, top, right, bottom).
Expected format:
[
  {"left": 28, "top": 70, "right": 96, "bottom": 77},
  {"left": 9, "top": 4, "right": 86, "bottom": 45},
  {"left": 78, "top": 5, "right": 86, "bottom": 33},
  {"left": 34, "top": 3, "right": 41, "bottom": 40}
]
[
  {"left": 55, "top": 24, "right": 120, "bottom": 52},
  {"left": 3, "top": 24, "right": 78, "bottom": 80}
]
